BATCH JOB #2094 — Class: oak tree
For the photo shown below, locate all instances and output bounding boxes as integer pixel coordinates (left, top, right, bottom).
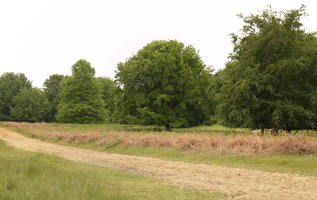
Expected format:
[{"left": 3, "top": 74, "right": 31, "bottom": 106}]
[{"left": 115, "top": 40, "right": 214, "bottom": 129}]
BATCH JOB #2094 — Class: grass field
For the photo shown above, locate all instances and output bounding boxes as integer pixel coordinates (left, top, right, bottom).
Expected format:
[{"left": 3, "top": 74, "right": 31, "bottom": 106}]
[
  {"left": 1, "top": 122, "right": 317, "bottom": 177},
  {"left": 0, "top": 140, "right": 226, "bottom": 200}
]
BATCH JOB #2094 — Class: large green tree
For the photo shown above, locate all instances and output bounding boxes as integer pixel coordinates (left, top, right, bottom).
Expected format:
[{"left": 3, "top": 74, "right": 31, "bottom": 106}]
[
  {"left": 0, "top": 72, "right": 32, "bottom": 121},
  {"left": 56, "top": 59, "right": 106, "bottom": 123},
  {"left": 43, "top": 74, "right": 66, "bottom": 122},
  {"left": 10, "top": 88, "right": 49, "bottom": 122},
  {"left": 217, "top": 6, "right": 317, "bottom": 132},
  {"left": 115, "top": 40, "right": 214, "bottom": 129}
]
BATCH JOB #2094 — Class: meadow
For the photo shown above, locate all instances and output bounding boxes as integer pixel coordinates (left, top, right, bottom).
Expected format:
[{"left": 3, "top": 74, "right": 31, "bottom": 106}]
[
  {"left": 1, "top": 122, "right": 317, "bottom": 176},
  {"left": 0, "top": 139, "right": 226, "bottom": 200}
]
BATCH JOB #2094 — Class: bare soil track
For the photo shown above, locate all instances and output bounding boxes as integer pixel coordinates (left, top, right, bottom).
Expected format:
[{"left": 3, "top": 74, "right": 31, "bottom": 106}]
[{"left": 0, "top": 128, "right": 317, "bottom": 200}]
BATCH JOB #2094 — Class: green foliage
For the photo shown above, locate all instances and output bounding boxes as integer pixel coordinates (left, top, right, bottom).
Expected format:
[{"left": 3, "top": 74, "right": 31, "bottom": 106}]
[
  {"left": 10, "top": 88, "right": 49, "bottom": 122},
  {"left": 43, "top": 74, "right": 66, "bottom": 122},
  {"left": 56, "top": 59, "right": 106, "bottom": 123},
  {"left": 115, "top": 40, "right": 214, "bottom": 128},
  {"left": 0, "top": 72, "right": 32, "bottom": 121},
  {"left": 97, "top": 77, "right": 119, "bottom": 122},
  {"left": 217, "top": 6, "right": 317, "bottom": 130}
]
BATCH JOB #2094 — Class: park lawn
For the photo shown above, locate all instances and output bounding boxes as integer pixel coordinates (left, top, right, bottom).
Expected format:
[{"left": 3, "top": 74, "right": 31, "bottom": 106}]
[{"left": 0, "top": 140, "right": 227, "bottom": 200}]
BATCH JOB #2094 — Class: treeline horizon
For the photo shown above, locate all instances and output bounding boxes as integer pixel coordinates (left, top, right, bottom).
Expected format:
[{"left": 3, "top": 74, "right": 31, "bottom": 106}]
[{"left": 1, "top": 6, "right": 316, "bottom": 132}]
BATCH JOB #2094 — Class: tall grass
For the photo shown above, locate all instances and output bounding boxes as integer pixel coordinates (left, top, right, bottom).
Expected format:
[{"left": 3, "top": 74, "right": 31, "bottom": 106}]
[{"left": 96, "top": 132, "right": 317, "bottom": 155}]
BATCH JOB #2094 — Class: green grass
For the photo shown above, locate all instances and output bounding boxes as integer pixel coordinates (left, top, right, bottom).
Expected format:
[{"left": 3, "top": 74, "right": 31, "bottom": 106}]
[
  {"left": 34, "top": 123, "right": 167, "bottom": 133},
  {"left": 0, "top": 140, "right": 227, "bottom": 200},
  {"left": 6, "top": 122, "right": 252, "bottom": 134},
  {"left": 3, "top": 121, "right": 315, "bottom": 136},
  {"left": 176, "top": 124, "right": 252, "bottom": 134}
]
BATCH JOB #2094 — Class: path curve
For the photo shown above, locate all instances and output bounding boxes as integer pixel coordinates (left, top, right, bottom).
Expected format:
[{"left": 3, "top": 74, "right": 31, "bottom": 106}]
[{"left": 0, "top": 128, "right": 316, "bottom": 200}]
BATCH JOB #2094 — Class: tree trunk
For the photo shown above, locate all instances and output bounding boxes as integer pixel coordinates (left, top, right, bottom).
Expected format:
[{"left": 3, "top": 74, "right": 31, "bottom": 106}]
[
  {"left": 271, "top": 127, "right": 278, "bottom": 136},
  {"left": 165, "top": 124, "right": 172, "bottom": 132}
]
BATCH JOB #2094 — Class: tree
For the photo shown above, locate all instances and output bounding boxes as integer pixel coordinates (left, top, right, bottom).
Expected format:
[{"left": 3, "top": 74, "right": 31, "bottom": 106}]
[
  {"left": 56, "top": 59, "right": 106, "bottom": 123},
  {"left": 217, "top": 5, "right": 317, "bottom": 132},
  {"left": 115, "top": 40, "right": 214, "bottom": 129},
  {"left": 97, "top": 77, "right": 119, "bottom": 122},
  {"left": 0, "top": 72, "right": 32, "bottom": 121},
  {"left": 43, "top": 74, "right": 66, "bottom": 122},
  {"left": 10, "top": 88, "right": 49, "bottom": 122}
]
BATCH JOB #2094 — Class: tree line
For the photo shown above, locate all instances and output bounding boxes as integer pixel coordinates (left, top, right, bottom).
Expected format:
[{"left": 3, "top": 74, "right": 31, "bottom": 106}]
[{"left": 1, "top": 6, "right": 316, "bottom": 132}]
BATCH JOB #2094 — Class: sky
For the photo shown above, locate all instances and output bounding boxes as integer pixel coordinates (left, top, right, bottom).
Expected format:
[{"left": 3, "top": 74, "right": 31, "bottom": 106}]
[{"left": 0, "top": 0, "right": 316, "bottom": 87}]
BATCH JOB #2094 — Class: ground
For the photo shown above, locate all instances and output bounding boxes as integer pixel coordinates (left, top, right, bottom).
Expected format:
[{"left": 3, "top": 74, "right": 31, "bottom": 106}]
[{"left": 1, "top": 127, "right": 317, "bottom": 200}]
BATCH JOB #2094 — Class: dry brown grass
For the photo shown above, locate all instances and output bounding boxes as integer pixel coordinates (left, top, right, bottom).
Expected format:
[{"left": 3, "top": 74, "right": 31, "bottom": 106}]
[
  {"left": 95, "top": 132, "right": 317, "bottom": 154},
  {"left": 2, "top": 122, "right": 317, "bottom": 155}
]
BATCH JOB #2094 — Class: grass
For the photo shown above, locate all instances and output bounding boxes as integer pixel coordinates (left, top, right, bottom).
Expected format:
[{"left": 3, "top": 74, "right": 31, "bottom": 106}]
[
  {"left": 100, "top": 146, "right": 317, "bottom": 176},
  {"left": 1, "top": 122, "right": 317, "bottom": 177},
  {"left": 1, "top": 122, "right": 253, "bottom": 134},
  {"left": 176, "top": 124, "right": 252, "bottom": 134},
  {"left": 2, "top": 121, "right": 315, "bottom": 136},
  {"left": 0, "top": 140, "right": 226, "bottom": 200}
]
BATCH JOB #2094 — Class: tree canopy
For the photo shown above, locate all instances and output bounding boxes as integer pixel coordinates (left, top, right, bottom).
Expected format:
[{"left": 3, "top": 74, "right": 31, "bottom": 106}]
[
  {"left": 56, "top": 59, "right": 106, "bottom": 123},
  {"left": 0, "top": 72, "right": 32, "bottom": 121},
  {"left": 43, "top": 74, "right": 66, "bottom": 122},
  {"left": 115, "top": 40, "right": 214, "bottom": 129},
  {"left": 10, "top": 88, "right": 49, "bottom": 122},
  {"left": 97, "top": 77, "right": 119, "bottom": 122},
  {"left": 216, "top": 5, "right": 317, "bottom": 131}
]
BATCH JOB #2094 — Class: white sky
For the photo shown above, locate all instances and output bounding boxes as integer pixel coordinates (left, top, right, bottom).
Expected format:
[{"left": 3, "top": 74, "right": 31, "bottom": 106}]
[{"left": 0, "top": 0, "right": 316, "bottom": 87}]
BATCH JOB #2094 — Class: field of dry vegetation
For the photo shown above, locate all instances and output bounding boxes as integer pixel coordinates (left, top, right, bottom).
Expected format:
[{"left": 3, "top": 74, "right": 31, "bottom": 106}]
[{"left": 2, "top": 122, "right": 317, "bottom": 155}]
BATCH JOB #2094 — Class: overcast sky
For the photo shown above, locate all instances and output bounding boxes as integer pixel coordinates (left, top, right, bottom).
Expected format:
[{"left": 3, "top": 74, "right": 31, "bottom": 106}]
[{"left": 0, "top": 0, "right": 316, "bottom": 87}]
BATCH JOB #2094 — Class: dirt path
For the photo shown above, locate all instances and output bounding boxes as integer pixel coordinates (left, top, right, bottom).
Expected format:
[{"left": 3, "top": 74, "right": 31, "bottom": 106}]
[{"left": 1, "top": 128, "right": 317, "bottom": 200}]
